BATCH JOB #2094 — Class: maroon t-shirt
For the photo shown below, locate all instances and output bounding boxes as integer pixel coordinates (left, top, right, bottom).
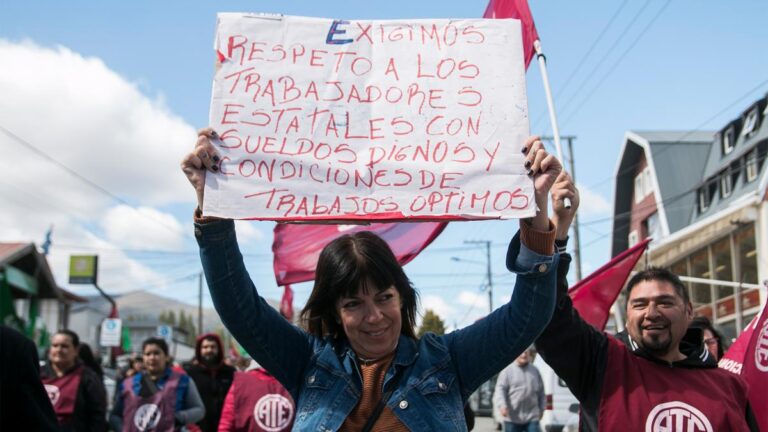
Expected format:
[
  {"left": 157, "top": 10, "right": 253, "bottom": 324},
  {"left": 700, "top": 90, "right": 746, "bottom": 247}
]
[
  {"left": 232, "top": 369, "right": 294, "bottom": 432},
  {"left": 42, "top": 364, "right": 84, "bottom": 425},
  {"left": 599, "top": 337, "right": 751, "bottom": 431}
]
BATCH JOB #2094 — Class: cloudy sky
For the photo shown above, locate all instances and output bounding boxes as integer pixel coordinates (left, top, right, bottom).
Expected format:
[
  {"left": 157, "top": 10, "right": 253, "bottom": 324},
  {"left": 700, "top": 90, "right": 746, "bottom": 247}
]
[{"left": 1, "top": 1, "right": 766, "bottom": 329}]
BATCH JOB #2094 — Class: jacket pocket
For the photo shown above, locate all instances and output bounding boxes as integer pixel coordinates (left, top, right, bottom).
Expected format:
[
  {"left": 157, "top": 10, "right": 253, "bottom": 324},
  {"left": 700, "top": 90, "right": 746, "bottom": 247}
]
[
  {"left": 416, "top": 371, "right": 461, "bottom": 422},
  {"left": 295, "top": 367, "right": 336, "bottom": 424}
]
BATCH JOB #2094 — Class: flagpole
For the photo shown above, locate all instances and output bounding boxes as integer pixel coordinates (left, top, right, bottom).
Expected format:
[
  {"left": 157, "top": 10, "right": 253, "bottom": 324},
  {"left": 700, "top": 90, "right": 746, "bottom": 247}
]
[{"left": 534, "top": 40, "right": 571, "bottom": 209}]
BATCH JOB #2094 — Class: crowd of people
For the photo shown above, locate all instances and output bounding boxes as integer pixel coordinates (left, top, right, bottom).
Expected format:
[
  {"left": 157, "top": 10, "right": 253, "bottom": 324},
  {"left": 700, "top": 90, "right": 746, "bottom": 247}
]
[
  {"left": 0, "top": 325, "right": 296, "bottom": 431},
  {"left": 0, "top": 134, "right": 759, "bottom": 431}
]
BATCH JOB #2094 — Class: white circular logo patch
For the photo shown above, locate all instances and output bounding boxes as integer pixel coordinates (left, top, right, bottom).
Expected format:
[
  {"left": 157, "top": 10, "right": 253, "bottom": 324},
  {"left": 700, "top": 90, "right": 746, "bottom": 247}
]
[
  {"left": 133, "top": 403, "right": 162, "bottom": 431},
  {"left": 44, "top": 384, "right": 60, "bottom": 406},
  {"left": 253, "top": 394, "right": 293, "bottom": 431},
  {"left": 645, "top": 401, "right": 713, "bottom": 432},
  {"left": 754, "top": 318, "right": 768, "bottom": 372}
]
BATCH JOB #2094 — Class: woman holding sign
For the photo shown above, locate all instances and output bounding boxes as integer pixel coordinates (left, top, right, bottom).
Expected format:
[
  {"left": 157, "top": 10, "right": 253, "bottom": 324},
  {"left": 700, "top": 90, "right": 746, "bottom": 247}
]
[{"left": 182, "top": 131, "right": 561, "bottom": 431}]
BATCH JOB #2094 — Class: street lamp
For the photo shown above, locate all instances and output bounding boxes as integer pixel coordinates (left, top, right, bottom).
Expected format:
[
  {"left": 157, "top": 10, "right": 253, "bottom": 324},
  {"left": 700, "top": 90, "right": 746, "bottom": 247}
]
[{"left": 451, "top": 240, "right": 493, "bottom": 313}]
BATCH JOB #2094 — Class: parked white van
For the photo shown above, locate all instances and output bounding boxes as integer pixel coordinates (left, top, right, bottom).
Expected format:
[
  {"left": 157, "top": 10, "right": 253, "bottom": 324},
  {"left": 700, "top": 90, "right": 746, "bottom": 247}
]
[{"left": 534, "top": 355, "right": 579, "bottom": 432}]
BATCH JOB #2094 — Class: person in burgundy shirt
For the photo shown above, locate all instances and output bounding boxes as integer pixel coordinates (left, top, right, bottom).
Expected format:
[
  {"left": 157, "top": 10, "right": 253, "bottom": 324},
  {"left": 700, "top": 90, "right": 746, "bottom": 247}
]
[
  {"left": 218, "top": 360, "right": 295, "bottom": 432},
  {"left": 40, "top": 329, "right": 107, "bottom": 432},
  {"left": 533, "top": 173, "right": 759, "bottom": 431}
]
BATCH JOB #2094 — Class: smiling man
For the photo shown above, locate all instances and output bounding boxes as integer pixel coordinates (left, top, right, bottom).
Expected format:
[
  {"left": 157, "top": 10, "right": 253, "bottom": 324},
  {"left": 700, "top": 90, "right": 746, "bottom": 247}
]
[{"left": 531, "top": 177, "right": 759, "bottom": 431}]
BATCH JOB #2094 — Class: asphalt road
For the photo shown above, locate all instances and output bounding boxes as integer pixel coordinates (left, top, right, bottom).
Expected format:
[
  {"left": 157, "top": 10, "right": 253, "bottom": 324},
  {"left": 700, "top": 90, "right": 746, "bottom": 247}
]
[{"left": 473, "top": 416, "right": 500, "bottom": 432}]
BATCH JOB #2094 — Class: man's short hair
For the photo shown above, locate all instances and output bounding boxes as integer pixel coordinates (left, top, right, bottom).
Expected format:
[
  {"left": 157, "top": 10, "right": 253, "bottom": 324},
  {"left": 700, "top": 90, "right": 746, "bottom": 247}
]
[
  {"left": 55, "top": 329, "right": 80, "bottom": 347},
  {"left": 625, "top": 267, "right": 690, "bottom": 304},
  {"left": 142, "top": 337, "right": 169, "bottom": 356}
]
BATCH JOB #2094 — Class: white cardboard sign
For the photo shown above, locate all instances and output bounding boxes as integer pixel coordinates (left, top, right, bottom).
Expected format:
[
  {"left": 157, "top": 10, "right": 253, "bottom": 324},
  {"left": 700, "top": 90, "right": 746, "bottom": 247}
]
[{"left": 205, "top": 13, "right": 533, "bottom": 221}]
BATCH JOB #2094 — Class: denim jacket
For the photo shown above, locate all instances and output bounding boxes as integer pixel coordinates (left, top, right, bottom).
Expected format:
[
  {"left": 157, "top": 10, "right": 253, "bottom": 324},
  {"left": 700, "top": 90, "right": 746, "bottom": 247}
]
[{"left": 195, "top": 219, "right": 557, "bottom": 431}]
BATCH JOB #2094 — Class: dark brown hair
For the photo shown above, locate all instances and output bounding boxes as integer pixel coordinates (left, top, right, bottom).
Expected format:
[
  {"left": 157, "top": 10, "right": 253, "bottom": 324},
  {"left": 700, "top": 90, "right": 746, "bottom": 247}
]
[
  {"left": 55, "top": 329, "right": 80, "bottom": 347},
  {"left": 300, "top": 231, "right": 418, "bottom": 340},
  {"left": 625, "top": 267, "right": 690, "bottom": 304},
  {"left": 142, "top": 337, "right": 169, "bottom": 356}
]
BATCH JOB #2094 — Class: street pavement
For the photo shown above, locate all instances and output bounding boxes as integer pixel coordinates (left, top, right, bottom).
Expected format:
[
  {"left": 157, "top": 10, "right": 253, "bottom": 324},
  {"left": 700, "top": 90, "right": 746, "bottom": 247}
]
[{"left": 473, "top": 416, "right": 499, "bottom": 432}]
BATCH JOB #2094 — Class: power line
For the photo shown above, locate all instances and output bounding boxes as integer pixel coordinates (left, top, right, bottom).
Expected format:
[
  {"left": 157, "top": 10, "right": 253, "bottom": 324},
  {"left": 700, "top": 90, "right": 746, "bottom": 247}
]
[
  {"left": 585, "top": 79, "right": 768, "bottom": 192},
  {"left": 531, "top": 0, "right": 630, "bottom": 131},
  {"left": 552, "top": 1, "right": 655, "bottom": 125},
  {"left": 0, "top": 125, "right": 183, "bottom": 234},
  {"left": 560, "top": 0, "right": 673, "bottom": 127}
]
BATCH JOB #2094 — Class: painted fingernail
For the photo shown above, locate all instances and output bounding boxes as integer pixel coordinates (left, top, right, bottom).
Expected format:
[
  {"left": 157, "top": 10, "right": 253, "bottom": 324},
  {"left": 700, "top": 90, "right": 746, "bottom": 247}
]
[
  {"left": 211, "top": 165, "right": 219, "bottom": 171},
  {"left": 526, "top": 169, "right": 534, "bottom": 176},
  {"left": 524, "top": 160, "right": 532, "bottom": 168},
  {"left": 521, "top": 146, "right": 528, "bottom": 154},
  {"left": 213, "top": 155, "right": 220, "bottom": 163},
  {"left": 210, "top": 131, "right": 219, "bottom": 138}
]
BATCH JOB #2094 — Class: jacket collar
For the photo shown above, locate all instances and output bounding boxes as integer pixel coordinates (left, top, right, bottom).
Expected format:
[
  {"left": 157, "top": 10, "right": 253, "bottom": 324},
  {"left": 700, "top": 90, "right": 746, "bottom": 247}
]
[
  {"left": 616, "top": 327, "right": 716, "bottom": 368},
  {"left": 320, "top": 334, "right": 420, "bottom": 370}
]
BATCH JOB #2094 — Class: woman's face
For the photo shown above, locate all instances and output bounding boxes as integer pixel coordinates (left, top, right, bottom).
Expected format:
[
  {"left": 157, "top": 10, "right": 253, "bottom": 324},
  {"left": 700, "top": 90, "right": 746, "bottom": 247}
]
[
  {"left": 142, "top": 344, "right": 168, "bottom": 375},
  {"left": 336, "top": 286, "right": 402, "bottom": 360},
  {"left": 49, "top": 334, "right": 77, "bottom": 370},
  {"left": 702, "top": 328, "right": 719, "bottom": 360}
]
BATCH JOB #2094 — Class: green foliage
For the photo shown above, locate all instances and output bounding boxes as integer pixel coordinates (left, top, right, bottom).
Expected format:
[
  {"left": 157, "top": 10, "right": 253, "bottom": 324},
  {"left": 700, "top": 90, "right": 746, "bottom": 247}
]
[{"left": 418, "top": 309, "right": 446, "bottom": 337}]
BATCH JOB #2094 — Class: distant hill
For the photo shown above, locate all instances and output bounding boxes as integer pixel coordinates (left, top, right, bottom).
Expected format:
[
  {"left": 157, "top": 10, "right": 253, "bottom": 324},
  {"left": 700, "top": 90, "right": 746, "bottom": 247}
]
[{"left": 74, "top": 290, "right": 282, "bottom": 333}]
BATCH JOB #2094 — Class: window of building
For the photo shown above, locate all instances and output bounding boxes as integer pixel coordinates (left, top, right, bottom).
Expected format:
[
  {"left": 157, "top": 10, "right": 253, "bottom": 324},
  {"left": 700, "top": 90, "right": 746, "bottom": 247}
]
[
  {"left": 634, "top": 173, "right": 645, "bottom": 203},
  {"left": 628, "top": 230, "right": 639, "bottom": 247},
  {"left": 720, "top": 168, "right": 733, "bottom": 199},
  {"left": 746, "top": 149, "right": 759, "bottom": 182},
  {"left": 711, "top": 237, "right": 734, "bottom": 300},
  {"left": 722, "top": 126, "right": 735, "bottom": 155},
  {"left": 645, "top": 212, "right": 662, "bottom": 240},
  {"left": 735, "top": 224, "right": 758, "bottom": 285},
  {"left": 690, "top": 248, "right": 712, "bottom": 306},
  {"left": 671, "top": 259, "right": 691, "bottom": 303},
  {"left": 741, "top": 108, "right": 760, "bottom": 137},
  {"left": 643, "top": 167, "right": 653, "bottom": 197},
  {"left": 698, "top": 186, "right": 710, "bottom": 213}
]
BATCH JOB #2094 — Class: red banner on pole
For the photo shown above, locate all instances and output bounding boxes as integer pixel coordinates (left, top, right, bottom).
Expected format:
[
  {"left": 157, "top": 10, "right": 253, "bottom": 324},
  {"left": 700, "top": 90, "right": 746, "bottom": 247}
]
[
  {"left": 483, "top": 0, "right": 539, "bottom": 68},
  {"left": 279, "top": 284, "right": 294, "bottom": 321},
  {"left": 719, "top": 302, "right": 768, "bottom": 430},
  {"left": 272, "top": 222, "right": 447, "bottom": 286},
  {"left": 569, "top": 239, "right": 651, "bottom": 330}
]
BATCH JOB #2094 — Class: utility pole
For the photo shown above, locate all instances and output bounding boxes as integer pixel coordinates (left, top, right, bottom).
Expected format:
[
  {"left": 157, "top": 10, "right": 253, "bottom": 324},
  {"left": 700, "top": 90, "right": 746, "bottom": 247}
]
[
  {"left": 542, "top": 135, "right": 582, "bottom": 281},
  {"left": 197, "top": 272, "right": 203, "bottom": 336},
  {"left": 465, "top": 240, "right": 493, "bottom": 313}
]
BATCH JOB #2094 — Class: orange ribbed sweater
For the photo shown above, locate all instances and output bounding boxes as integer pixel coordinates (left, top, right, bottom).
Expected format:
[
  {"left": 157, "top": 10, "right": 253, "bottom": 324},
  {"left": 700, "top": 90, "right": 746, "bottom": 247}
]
[{"left": 340, "top": 352, "right": 408, "bottom": 432}]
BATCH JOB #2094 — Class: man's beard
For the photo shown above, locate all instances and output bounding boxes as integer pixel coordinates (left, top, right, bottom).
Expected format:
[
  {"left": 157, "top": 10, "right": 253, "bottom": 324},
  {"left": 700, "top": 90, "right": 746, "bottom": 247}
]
[
  {"left": 201, "top": 354, "right": 218, "bottom": 366},
  {"left": 640, "top": 329, "right": 672, "bottom": 356}
]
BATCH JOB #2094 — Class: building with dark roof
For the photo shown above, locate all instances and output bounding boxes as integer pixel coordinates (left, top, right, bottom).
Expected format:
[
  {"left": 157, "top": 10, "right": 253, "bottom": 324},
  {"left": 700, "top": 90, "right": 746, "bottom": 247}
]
[
  {"left": 0, "top": 242, "right": 85, "bottom": 342},
  {"left": 611, "top": 94, "right": 768, "bottom": 341}
]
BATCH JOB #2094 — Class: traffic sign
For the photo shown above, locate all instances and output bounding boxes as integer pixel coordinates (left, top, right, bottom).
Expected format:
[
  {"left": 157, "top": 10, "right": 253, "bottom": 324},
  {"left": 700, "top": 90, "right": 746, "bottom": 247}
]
[
  {"left": 156, "top": 325, "right": 173, "bottom": 343},
  {"left": 100, "top": 318, "right": 122, "bottom": 347}
]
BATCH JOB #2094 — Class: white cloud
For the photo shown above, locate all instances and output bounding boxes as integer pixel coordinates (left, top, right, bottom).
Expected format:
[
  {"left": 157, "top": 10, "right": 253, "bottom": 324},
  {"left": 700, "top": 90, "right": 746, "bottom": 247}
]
[
  {"left": 234, "top": 220, "right": 265, "bottom": 243},
  {"left": 0, "top": 39, "right": 199, "bottom": 294},
  {"left": 0, "top": 39, "right": 197, "bottom": 212},
  {"left": 419, "top": 295, "right": 455, "bottom": 325},
  {"left": 577, "top": 183, "right": 612, "bottom": 216},
  {"left": 101, "top": 205, "right": 185, "bottom": 250},
  {"left": 458, "top": 290, "right": 486, "bottom": 307}
]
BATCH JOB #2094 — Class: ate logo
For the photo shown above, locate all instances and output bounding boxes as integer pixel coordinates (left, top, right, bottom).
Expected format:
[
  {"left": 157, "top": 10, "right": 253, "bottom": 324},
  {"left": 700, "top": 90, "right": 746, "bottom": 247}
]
[
  {"left": 44, "top": 384, "right": 60, "bottom": 406},
  {"left": 254, "top": 394, "right": 294, "bottom": 431},
  {"left": 133, "top": 403, "right": 162, "bottom": 431},
  {"left": 645, "top": 402, "right": 713, "bottom": 432},
  {"left": 754, "top": 318, "right": 768, "bottom": 372}
]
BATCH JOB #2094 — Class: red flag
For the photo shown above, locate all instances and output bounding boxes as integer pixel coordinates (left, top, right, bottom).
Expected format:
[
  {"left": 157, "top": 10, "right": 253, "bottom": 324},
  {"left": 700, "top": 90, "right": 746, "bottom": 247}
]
[
  {"left": 272, "top": 222, "right": 447, "bottom": 286},
  {"left": 569, "top": 239, "right": 651, "bottom": 330},
  {"left": 719, "top": 303, "right": 768, "bottom": 430},
  {"left": 279, "top": 284, "right": 294, "bottom": 321},
  {"left": 483, "top": 0, "right": 540, "bottom": 69}
]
